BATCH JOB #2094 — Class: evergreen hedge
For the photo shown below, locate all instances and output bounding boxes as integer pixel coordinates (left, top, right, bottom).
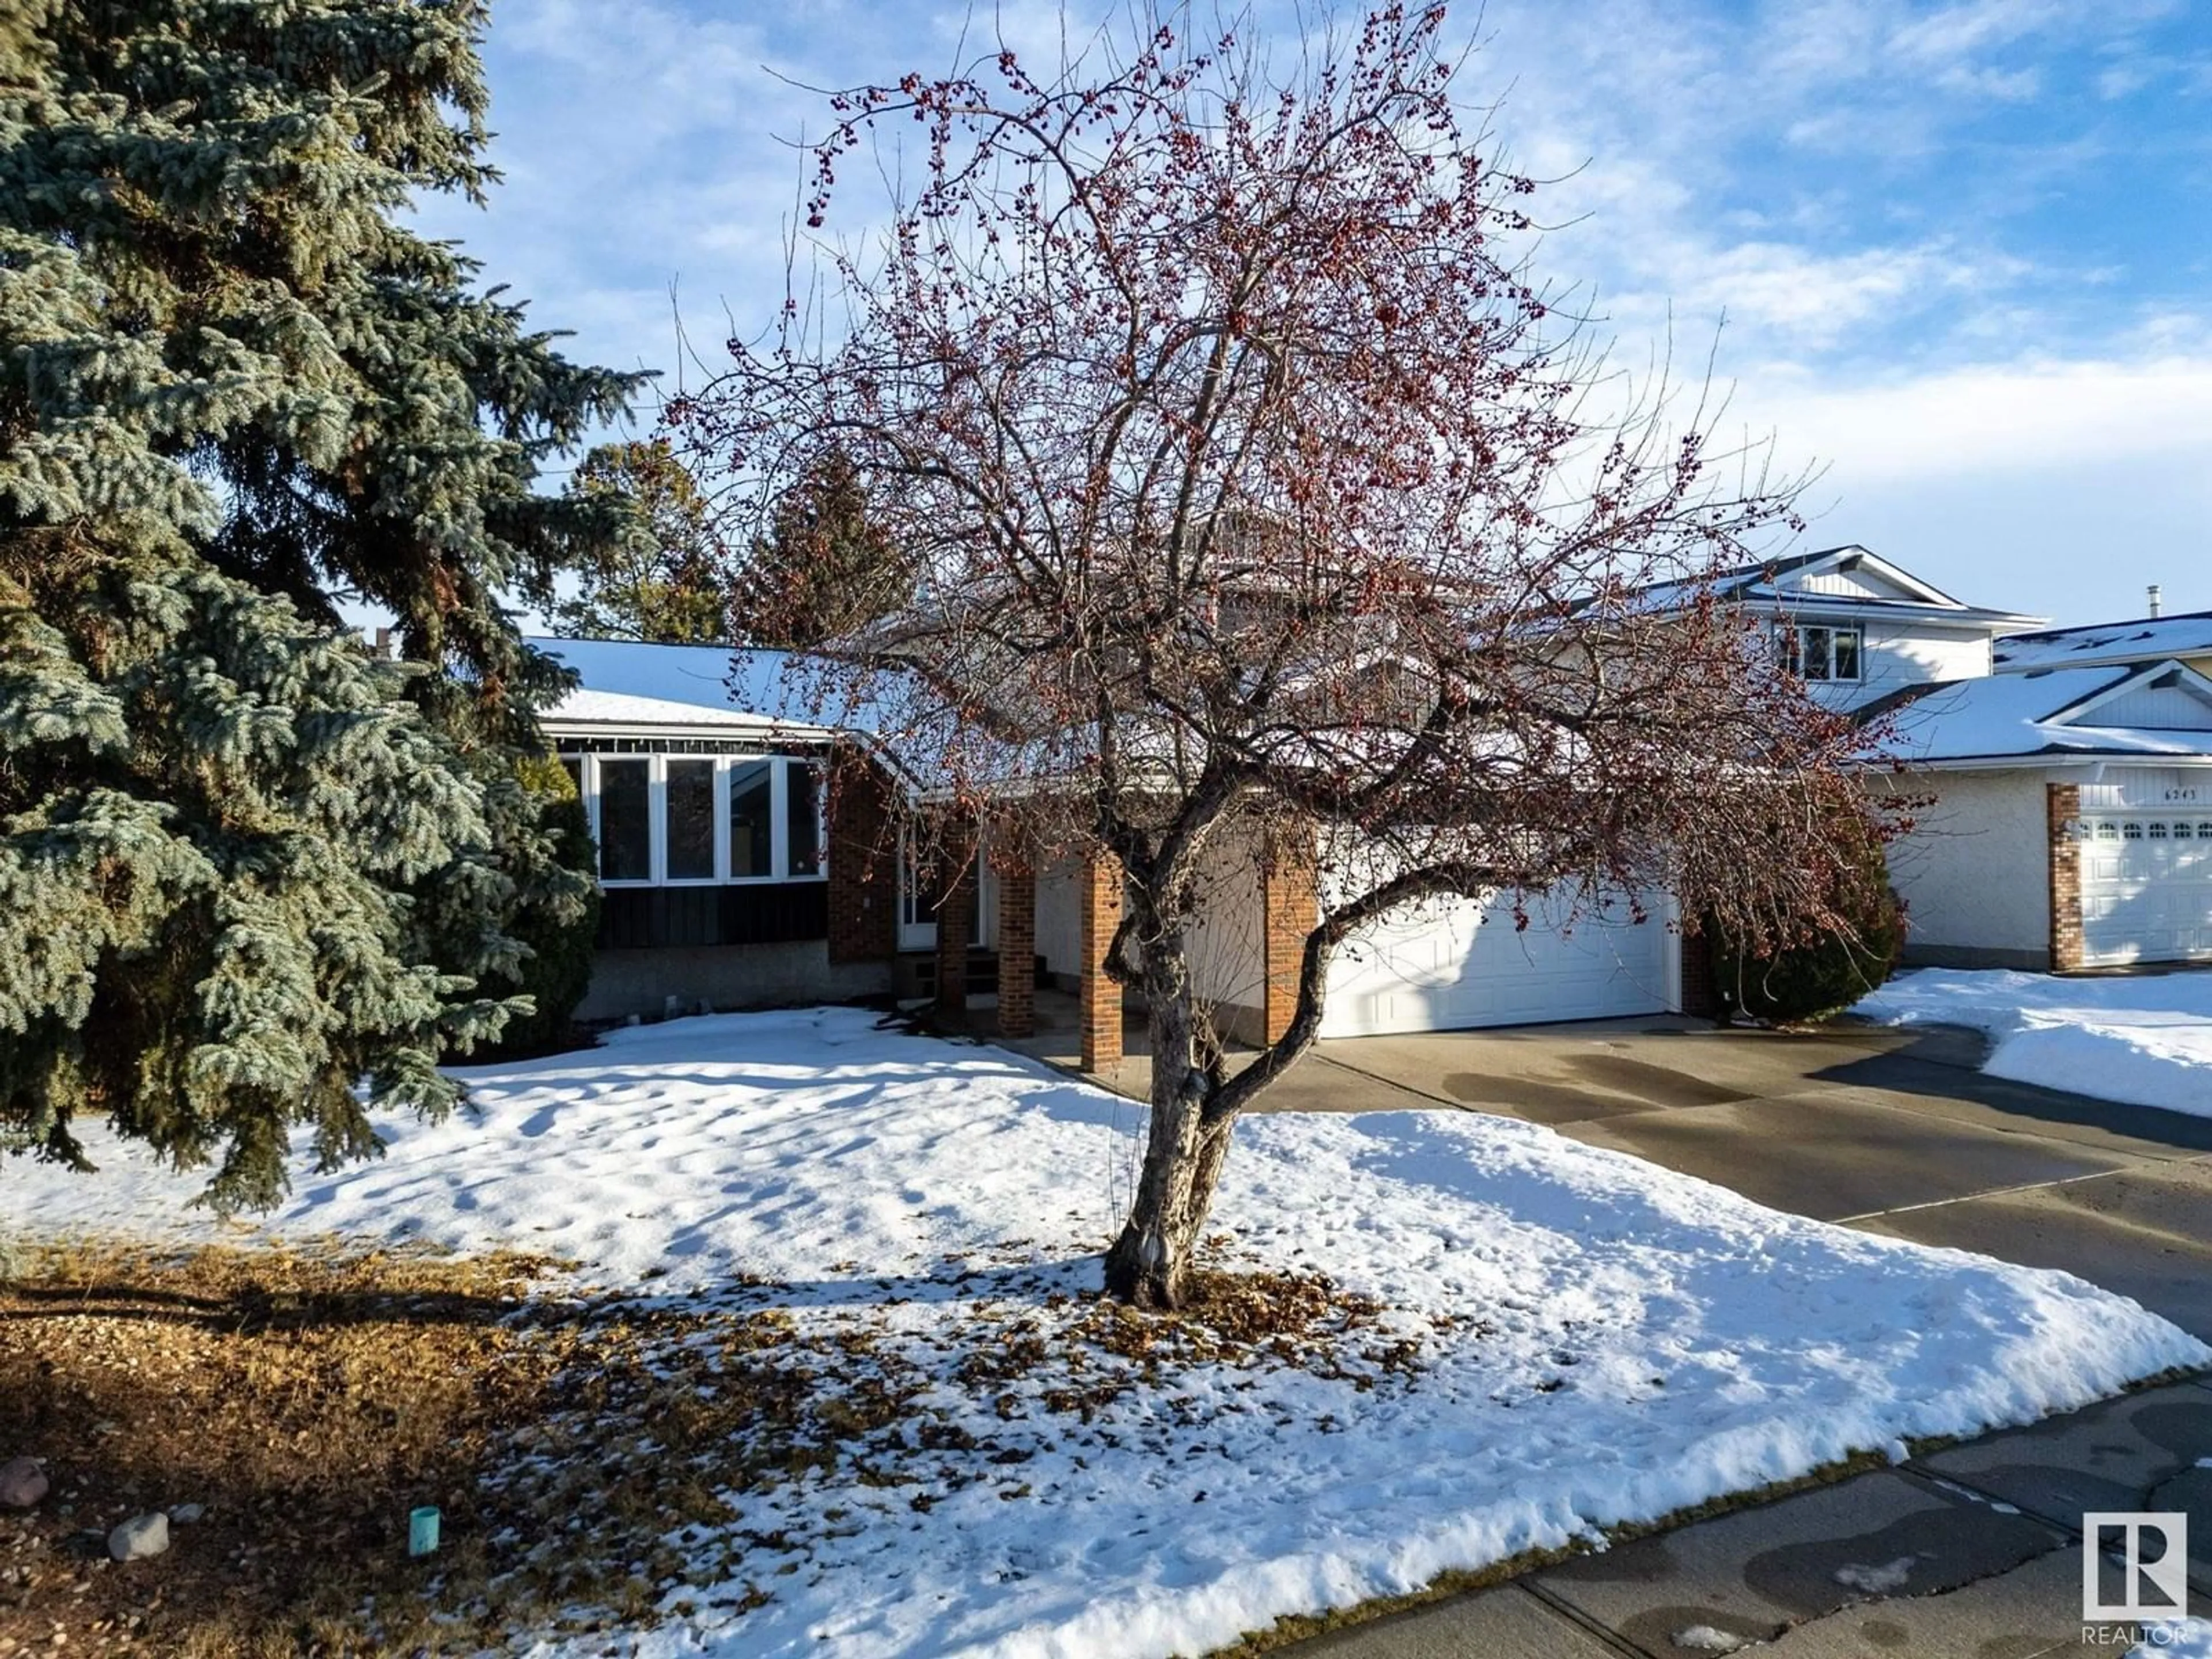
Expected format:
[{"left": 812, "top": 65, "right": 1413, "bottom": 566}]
[{"left": 1711, "top": 822, "right": 1907, "bottom": 1024}]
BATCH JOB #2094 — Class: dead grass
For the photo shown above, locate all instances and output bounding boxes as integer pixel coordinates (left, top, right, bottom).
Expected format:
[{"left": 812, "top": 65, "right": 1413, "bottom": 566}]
[
  {"left": 0, "top": 1237, "right": 587, "bottom": 1656},
  {"left": 1, "top": 1235, "right": 1425, "bottom": 1656}
]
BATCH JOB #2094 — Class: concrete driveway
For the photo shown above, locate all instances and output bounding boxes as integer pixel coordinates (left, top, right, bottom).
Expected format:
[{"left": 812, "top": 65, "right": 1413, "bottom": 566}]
[
  {"left": 1305, "top": 1013, "right": 2212, "bottom": 1340},
  {"left": 1262, "top": 1015, "right": 2212, "bottom": 1659}
]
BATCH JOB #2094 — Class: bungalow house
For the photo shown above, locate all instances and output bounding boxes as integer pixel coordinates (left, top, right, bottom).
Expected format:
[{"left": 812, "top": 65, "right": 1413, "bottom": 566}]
[{"left": 534, "top": 631, "right": 1702, "bottom": 1055}]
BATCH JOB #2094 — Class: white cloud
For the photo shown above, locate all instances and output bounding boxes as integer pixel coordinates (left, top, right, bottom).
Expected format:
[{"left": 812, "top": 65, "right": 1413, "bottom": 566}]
[{"left": 1747, "top": 354, "right": 2212, "bottom": 482}]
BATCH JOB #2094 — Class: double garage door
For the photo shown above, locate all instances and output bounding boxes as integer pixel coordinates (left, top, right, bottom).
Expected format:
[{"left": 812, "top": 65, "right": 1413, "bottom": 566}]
[
  {"left": 2080, "top": 813, "right": 2212, "bottom": 966},
  {"left": 1320, "top": 887, "right": 1670, "bottom": 1038}
]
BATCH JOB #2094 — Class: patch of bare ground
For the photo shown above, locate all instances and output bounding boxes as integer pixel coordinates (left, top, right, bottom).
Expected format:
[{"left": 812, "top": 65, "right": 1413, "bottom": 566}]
[{"left": 1, "top": 1233, "right": 1429, "bottom": 1655}]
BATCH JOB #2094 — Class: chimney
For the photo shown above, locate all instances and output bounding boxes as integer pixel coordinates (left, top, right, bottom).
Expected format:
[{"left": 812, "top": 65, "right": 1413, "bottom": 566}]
[
  {"left": 2147, "top": 585, "right": 2163, "bottom": 619},
  {"left": 373, "top": 626, "right": 393, "bottom": 658}
]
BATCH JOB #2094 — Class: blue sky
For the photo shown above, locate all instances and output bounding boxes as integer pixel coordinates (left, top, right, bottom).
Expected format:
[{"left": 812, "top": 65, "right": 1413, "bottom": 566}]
[{"left": 416, "top": 0, "right": 2212, "bottom": 627}]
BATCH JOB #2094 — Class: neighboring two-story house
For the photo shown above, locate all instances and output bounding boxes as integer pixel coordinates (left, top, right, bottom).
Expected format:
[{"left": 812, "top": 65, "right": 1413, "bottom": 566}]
[
  {"left": 1625, "top": 550, "right": 2212, "bottom": 973},
  {"left": 1870, "top": 604, "right": 2212, "bottom": 971}
]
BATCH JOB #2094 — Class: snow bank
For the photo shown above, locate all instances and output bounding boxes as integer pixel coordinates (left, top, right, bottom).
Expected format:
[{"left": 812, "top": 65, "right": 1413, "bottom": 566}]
[
  {"left": 10, "top": 1007, "right": 2206, "bottom": 1658},
  {"left": 2134, "top": 1621, "right": 2212, "bottom": 1658},
  {"left": 1854, "top": 968, "right": 2212, "bottom": 1117}
]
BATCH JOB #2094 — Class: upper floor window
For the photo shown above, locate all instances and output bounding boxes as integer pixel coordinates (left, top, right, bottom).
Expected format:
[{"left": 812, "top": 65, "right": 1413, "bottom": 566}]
[
  {"left": 1774, "top": 622, "right": 1863, "bottom": 683},
  {"left": 562, "top": 752, "right": 826, "bottom": 888}
]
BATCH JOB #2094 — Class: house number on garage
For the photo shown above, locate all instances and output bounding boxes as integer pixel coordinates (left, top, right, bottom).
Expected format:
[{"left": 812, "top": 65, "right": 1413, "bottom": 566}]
[{"left": 2166, "top": 788, "right": 2203, "bottom": 803}]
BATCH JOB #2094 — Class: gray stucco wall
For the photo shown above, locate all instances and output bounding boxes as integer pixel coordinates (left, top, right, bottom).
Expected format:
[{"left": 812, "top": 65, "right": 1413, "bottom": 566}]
[
  {"left": 577, "top": 941, "right": 892, "bottom": 1022},
  {"left": 1871, "top": 768, "right": 2051, "bottom": 969}
]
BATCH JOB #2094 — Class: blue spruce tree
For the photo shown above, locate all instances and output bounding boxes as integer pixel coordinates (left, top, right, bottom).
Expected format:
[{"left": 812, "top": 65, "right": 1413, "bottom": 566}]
[{"left": 1, "top": 0, "right": 638, "bottom": 1207}]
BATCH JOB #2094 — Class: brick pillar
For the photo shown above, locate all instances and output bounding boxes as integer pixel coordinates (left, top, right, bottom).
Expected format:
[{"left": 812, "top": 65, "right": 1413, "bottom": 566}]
[
  {"left": 826, "top": 751, "right": 898, "bottom": 964},
  {"left": 993, "top": 829, "right": 1037, "bottom": 1039},
  {"left": 933, "top": 823, "right": 978, "bottom": 1029},
  {"left": 1079, "top": 850, "right": 1123, "bottom": 1070},
  {"left": 2048, "top": 782, "right": 2085, "bottom": 972},
  {"left": 1677, "top": 925, "right": 1722, "bottom": 1019},
  {"left": 1261, "top": 827, "right": 1319, "bottom": 1045}
]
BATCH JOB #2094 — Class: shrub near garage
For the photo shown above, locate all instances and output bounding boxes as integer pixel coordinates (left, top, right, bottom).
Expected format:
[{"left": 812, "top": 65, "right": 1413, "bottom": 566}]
[{"left": 1713, "top": 819, "right": 1907, "bottom": 1024}]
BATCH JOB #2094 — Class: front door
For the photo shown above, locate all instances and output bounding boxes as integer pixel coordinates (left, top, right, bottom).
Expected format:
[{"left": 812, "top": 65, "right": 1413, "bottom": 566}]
[{"left": 897, "top": 835, "right": 990, "bottom": 951}]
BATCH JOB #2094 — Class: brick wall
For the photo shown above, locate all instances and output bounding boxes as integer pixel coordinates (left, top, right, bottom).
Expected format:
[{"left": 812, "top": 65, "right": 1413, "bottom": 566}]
[
  {"left": 933, "top": 821, "right": 978, "bottom": 1029},
  {"left": 993, "top": 828, "right": 1036, "bottom": 1038},
  {"left": 1261, "top": 828, "right": 1319, "bottom": 1044},
  {"left": 2047, "top": 781, "right": 2084, "bottom": 973},
  {"left": 1078, "top": 851, "right": 1123, "bottom": 1070},
  {"left": 826, "top": 749, "right": 898, "bottom": 965},
  {"left": 1677, "top": 925, "right": 1721, "bottom": 1020}
]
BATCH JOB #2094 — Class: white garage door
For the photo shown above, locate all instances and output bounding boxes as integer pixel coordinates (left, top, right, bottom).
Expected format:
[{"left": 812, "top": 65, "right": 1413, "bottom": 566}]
[
  {"left": 1320, "top": 887, "right": 1670, "bottom": 1037},
  {"left": 2081, "top": 814, "right": 2212, "bottom": 966}
]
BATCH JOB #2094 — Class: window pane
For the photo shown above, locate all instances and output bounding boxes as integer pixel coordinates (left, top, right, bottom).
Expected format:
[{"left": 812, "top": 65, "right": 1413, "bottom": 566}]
[
  {"left": 786, "top": 762, "right": 821, "bottom": 876},
  {"left": 1801, "top": 626, "right": 1832, "bottom": 680},
  {"left": 666, "top": 760, "right": 716, "bottom": 879},
  {"left": 1772, "top": 623, "right": 1799, "bottom": 674},
  {"left": 729, "top": 760, "right": 774, "bottom": 878},
  {"left": 598, "top": 760, "right": 652, "bottom": 881},
  {"left": 1832, "top": 629, "right": 1861, "bottom": 681}
]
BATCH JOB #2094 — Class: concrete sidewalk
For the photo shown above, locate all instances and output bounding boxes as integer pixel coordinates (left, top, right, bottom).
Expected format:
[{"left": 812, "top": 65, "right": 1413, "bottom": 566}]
[{"left": 1292, "top": 1377, "right": 2212, "bottom": 1657}]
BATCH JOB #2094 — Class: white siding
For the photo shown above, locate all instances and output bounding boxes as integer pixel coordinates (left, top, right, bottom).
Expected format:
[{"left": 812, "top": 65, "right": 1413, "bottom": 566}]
[
  {"left": 1187, "top": 825, "right": 1267, "bottom": 1013},
  {"left": 2080, "top": 767, "right": 2212, "bottom": 814},
  {"left": 1034, "top": 854, "right": 1085, "bottom": 982},
  {"left": 1865, "top": 623, "right": 1992, "bottom": 690},
  {"left": 2083, "top": 677, "right": 2212, "bottom": 731},
  {"left": 1874, "top": 770, "right": 2050, "bottom": 960},
  {"left": 1794, "top": 566, "right": 1921, "bottom": 602}
]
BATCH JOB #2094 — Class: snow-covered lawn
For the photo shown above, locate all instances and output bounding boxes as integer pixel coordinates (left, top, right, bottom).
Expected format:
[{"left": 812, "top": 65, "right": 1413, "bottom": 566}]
[
  {"left": 11, "top": 1007, "right": 2207, "bottom": 1658},
  {"left": 1854, "top": 968, "right": 2212, "bottom": 1117}
]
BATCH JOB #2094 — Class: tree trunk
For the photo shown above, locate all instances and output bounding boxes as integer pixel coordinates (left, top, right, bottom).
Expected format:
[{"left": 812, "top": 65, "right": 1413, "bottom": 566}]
[{"left": 1103, "top": 942, "right": 1235, "bottom": 1307}]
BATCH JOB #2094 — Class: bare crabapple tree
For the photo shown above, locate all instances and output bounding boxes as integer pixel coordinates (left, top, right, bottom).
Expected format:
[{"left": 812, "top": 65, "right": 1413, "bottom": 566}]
[{"left": 674, "top": 3, "right": 1881, "bottom": 1308}]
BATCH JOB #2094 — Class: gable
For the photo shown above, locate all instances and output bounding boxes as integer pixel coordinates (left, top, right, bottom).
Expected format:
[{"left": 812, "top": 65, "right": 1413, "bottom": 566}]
[
  {"left": 2051, "top": 661, "right": 2212, "bottom": 733},
  {"left": 1768, "top": 547, "right": 1962, "bottom": 608}
]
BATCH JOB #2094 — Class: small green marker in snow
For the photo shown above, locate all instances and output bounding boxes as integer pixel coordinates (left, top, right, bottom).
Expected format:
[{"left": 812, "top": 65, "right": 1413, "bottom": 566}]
[{"left": 408, "top": 1506, "right": 441, "bottom": 1558}]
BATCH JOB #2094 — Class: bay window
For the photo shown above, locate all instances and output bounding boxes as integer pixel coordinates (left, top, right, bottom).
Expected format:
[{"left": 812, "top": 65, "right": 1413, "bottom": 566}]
[{"left": 562, "top": 749, "right": 828, "bottom": 888}]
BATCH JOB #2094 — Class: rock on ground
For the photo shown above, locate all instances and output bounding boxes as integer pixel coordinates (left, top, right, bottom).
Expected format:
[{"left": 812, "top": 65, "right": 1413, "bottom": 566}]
[
  {"left": 108, "top": 1512, "right": 170, "bottom": 1562},
  {"left": 0, "top": 1457, "right": 46, "bottom": 1508}
]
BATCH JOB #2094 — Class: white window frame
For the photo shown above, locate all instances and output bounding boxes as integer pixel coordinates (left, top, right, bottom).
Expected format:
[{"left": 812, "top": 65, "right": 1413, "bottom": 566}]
[
  {"left": 566, "top": 752, "right": 828, "bottom": 891},
  {"left": 1773, "top": 621, "right": 1865, "bottom": 683}
]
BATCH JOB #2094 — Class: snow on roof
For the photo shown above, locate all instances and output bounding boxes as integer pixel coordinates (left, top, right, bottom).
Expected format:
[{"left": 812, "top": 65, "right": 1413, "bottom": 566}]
[
  {"left": 531, "top": 636, "right": 1024, "bottom": 795},
  {"left": 1574, "top": 545, "right": 2035, "bottom": 625},
  {"left": 1868, "top": 663, "right": 2212, "bottom": 765},
  {"left": 533, "top": 637, "right": 892, "bottom": 738},
  {"left": 1993, "top": 611, "right": 2212, "bottom": 673},
  {"left": 548, "top": 687, "right": 791, "bottom": 729}
]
